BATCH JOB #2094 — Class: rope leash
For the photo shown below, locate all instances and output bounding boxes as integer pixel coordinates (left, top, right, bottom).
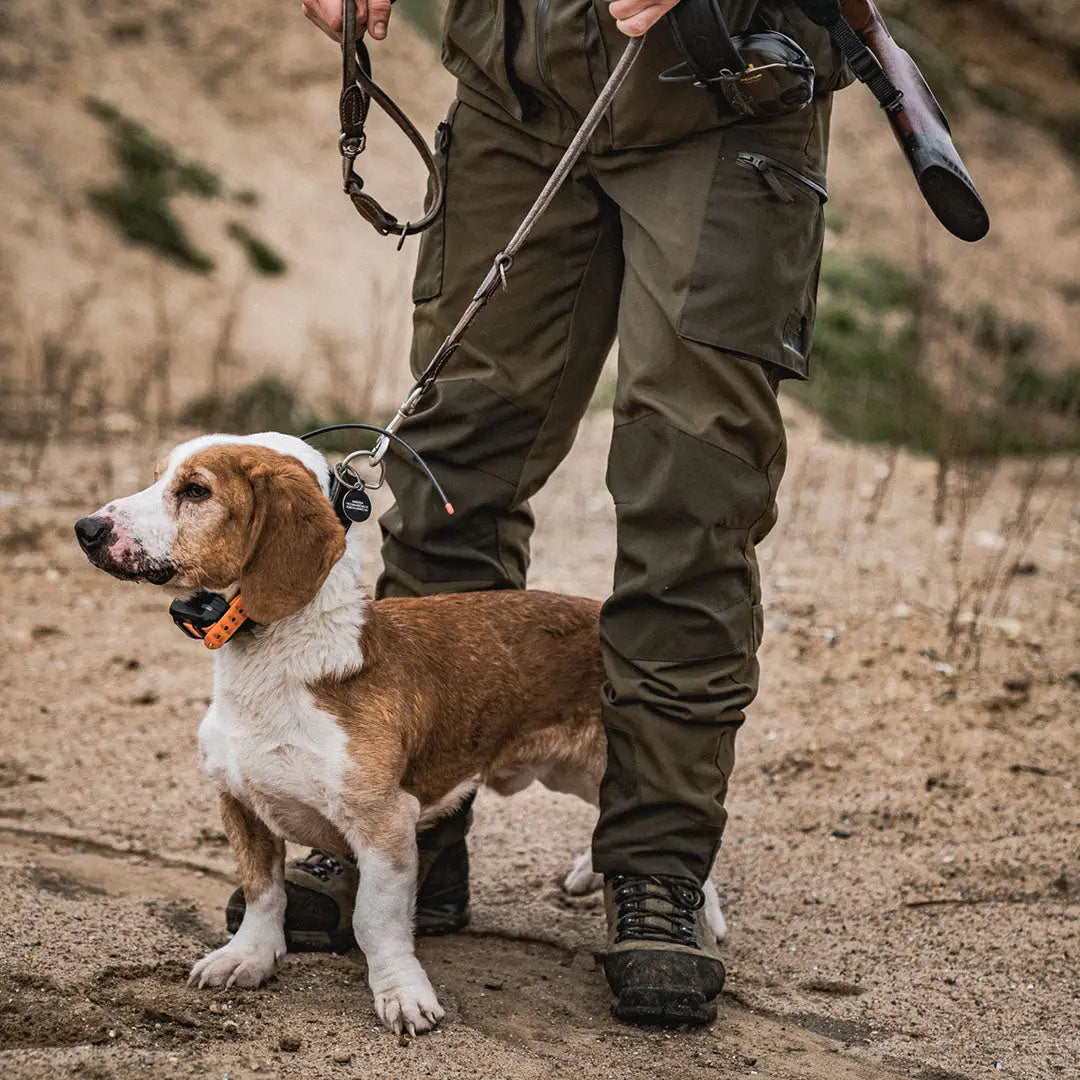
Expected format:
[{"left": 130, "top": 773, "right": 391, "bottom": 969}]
[{"left": 367, "top": 34, "right": 645, "bottom": 466}]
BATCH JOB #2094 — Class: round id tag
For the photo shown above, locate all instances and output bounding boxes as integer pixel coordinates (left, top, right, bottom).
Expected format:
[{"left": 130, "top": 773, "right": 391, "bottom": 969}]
[{"left": 342, "top": 487, "right": 372, "bottom": 523}]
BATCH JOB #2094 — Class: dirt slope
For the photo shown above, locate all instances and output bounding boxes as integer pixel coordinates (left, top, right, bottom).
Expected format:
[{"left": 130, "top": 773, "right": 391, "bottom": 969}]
[
  {"left": 0, "top": 0, "right": 453, "bottom": 411},
  {"left": 1, "top": 0, "right": 1078, "bottom": 423}
]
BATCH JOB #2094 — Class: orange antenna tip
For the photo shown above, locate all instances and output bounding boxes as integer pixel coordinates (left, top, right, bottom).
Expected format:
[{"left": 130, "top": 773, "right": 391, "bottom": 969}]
[{"left": 445, "top": 503, "right": 455, "bottom": 515}]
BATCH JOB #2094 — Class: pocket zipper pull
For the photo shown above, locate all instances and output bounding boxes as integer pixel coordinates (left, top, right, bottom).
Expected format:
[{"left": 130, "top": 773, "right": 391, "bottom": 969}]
[{"left": 742, "top": 153, "right": 794, "bottom": 203}]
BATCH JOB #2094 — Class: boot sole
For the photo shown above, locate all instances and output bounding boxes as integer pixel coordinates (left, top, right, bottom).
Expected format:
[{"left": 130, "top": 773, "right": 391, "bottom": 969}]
[{"left": 613, "top": 986, "right": 718, "bottom": 1028}]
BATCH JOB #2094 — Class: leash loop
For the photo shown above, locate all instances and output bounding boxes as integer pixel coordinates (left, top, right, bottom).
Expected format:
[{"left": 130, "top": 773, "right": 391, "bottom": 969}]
[{"left": 339, "top": 5, "right": 444, "bottom": 237}]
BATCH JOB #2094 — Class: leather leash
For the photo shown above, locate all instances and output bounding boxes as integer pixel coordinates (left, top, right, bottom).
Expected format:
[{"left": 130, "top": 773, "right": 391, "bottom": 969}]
[{"left": 339, "top": 1, "right": 444, "bottom": 238}]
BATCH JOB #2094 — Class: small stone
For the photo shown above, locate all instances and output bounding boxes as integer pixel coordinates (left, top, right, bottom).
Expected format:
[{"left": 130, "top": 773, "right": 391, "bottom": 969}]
[
  {"left": 397, "top": 1033, "right": 411, "bottom": 1048},
  {"left": 484, "top": 979, "right": 505, "bottom": 990},
  {"left": 332, "top": 1050, "right": 352, "bottom": 1064},
  {"left": 830, "top": 829, "right": 852, "bottom": 839},
  {"left": 744, "top": 1056, "right": 758, "bottom": 1067},
  {"left": 208, "top": 1002, "right": 226, "bottom": 1014},
  {"left": 223, "top": 1020, "right": 239, "bottom": 1034},
  {"left": 279, "top": 1034, "right": 302, "bottom": 1052}
]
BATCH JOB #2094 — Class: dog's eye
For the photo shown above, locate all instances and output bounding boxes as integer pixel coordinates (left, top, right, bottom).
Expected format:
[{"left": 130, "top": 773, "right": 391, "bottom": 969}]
[{"left": 179, "top": 482, "right": 211, "bottom": 501}]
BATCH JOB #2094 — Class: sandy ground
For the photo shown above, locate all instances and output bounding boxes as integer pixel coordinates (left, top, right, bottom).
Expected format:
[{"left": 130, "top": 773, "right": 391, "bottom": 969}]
[{"left": 1, "top": 406, "right": 1078, "bottom": 1079}]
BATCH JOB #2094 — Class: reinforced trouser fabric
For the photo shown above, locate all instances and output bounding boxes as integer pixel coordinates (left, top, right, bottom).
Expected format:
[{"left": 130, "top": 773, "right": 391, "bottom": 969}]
[{"left": 378, "top": 77, "right": 830, "bottom": 882}]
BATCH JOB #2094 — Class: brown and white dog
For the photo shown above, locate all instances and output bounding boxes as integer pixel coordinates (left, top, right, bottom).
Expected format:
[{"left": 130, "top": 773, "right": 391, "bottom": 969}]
[{"left": 75, "top": 432, "right": 725, "bottom": 1034}]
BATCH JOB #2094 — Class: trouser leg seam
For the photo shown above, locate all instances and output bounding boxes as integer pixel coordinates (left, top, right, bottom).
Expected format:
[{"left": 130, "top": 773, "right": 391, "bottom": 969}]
[
  {"left": 510, "top": 191, "right": 614, "bottom": 506},
  {"left": 609, "top": 408, "right": 774, "bottom": 478}
]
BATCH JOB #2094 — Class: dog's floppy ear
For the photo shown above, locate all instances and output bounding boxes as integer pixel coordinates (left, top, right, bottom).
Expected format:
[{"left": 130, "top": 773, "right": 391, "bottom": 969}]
[{"left": 239, "top": 454, "right": 346, "bottom": 625}]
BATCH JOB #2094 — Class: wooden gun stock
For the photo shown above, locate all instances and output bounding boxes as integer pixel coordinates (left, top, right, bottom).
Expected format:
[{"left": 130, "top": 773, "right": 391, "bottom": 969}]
[{"left": 795, "top": 0, "right": 990, "bottom": 242}]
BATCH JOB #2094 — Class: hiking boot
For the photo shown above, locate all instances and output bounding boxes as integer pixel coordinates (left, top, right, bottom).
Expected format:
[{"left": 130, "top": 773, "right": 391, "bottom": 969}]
[
  {"left": 226, "top": 850, "right": 358, "bottom": 953},
  {"left": 224, "top": 799, "right": 473, "bottom": 949},
  {"left": 602, "top": 874, "right": 726, "bottom": 1027}
]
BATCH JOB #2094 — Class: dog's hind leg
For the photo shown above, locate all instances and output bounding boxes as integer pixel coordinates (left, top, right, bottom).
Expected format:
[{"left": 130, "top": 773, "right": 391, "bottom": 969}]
[
  {"left": 189, "top": 793, "right": 287, "bottom": 989},
  {"left": 703, "top": 877, "right": 727, "bottom": 942},
  {"left": 563, "top": 848, "right": 603, "bottom": 895},
  {"left": 344, "top": 790, "right": 444, "bottom": 1036}
]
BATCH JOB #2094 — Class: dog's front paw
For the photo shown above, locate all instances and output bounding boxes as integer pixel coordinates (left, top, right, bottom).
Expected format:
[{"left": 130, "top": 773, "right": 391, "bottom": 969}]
[
  {"left": 188, "top": 941, "right": 284, "bottom": 990},
  {"left": 371, "top": 966, "right": 444, "bottom": 1035},
  {"left": 563, "top": 849, "right": 603, "bottom": 896}
]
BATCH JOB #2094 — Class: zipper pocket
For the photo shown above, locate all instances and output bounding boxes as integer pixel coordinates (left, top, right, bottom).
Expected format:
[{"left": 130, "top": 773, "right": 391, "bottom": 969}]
[
  {"left": 736, "top": 151, "right": 828, "bottom": 205},
  {"left": 535, "top": 0, "right": 556, "bottom": 97}
]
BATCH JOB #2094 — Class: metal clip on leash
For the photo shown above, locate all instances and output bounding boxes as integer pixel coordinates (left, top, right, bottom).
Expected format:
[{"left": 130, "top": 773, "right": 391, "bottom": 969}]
[{"left": 369, "top": 34, "right": 645, "bottom": 466}]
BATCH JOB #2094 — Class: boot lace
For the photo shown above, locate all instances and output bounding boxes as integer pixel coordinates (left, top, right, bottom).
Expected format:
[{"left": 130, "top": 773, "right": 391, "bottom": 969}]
[
  {"left": 611, "top": 874, "right": 704, "bottom": 948},
  {"left": 293, "top": 850, "right": 347, "bottom": 882}
]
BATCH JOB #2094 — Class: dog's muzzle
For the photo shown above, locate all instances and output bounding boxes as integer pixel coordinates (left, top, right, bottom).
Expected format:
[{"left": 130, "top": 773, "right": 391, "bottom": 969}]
[{"left": 75, "top": 516, "right": 175, "bottom": 585}]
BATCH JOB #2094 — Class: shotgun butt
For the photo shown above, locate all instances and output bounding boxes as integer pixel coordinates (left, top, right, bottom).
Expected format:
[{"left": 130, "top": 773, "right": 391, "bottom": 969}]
[
  {"left": 852, "top": 3, "right": 990, "bottom": 242},
  {"left": 795, "top": 0, "right": 990, "bottom": 241}
]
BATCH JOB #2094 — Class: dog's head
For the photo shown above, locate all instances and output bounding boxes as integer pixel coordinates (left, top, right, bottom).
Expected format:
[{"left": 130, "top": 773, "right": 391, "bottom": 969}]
[{"left": 75, "top": 433, "right": 346, "bottom": 624}]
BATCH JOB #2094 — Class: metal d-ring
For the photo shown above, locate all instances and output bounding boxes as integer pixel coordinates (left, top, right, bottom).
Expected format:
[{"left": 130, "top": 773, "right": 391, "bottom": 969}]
[
  {"left": 341, "top": 448, "right": 385, "bottom": 490},
  {"left": 332, "top": 462, "right": 364, "bottom": 491}
]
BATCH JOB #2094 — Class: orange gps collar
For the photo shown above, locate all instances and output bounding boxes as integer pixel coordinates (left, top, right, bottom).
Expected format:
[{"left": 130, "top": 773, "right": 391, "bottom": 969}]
[{"left": 169, "top": 593, "right": 251, "bottom": 650}]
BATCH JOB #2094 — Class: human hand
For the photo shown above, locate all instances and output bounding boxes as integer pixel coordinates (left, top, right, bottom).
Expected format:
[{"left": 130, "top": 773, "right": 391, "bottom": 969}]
[
  {"left": 301, "top": 0, "right": 392, "bottom": 43},
  {"left": 606, "top": 0, "right": 683, "bottom": 37}
]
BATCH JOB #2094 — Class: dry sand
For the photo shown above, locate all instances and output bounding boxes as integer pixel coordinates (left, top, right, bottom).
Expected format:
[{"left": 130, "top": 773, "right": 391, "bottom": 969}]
[{"left": 1, "top": 405, "right": 1078, "bottom": 1079}]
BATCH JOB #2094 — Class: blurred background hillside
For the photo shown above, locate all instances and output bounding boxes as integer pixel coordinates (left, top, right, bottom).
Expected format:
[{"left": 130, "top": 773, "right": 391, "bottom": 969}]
[{"left": 0, "top": 0, "right": 1077, "bottom": 457}]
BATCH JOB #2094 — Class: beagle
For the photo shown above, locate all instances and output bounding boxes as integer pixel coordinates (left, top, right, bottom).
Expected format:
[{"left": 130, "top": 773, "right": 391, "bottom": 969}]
[{"left": 75, "top": 432, "right": 725, "bottom": 1034}]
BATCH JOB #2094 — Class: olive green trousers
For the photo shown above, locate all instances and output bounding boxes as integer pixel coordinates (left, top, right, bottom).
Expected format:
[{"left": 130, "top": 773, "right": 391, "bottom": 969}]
[{"left": 377, "top": 88, "right": 830, "bottom": 882}]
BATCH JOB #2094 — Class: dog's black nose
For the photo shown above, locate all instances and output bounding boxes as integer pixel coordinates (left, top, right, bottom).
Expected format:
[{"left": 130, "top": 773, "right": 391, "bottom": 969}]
[{"left": 75, "top": 516, "right": 113, "bottom": 552}]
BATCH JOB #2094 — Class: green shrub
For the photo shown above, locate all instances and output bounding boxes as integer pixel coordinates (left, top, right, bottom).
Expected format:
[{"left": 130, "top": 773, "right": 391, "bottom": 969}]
[
  {"left": 86, "top": 97, "right": 220, "bottom": 272},
  {"left": 179, "top": 376, "right": 375, "bottom": 454},
  {"left": 87, "top": 187, "right": 214, "bottom": 274},
  {"left": 793, "top": 253, "right": 1079, "bottom": 457},
  {"left": 85, "top": 98, "right": 286, "bottom": 276},
  {"left": 227, "top": 222, "right": 287, "bottom": 277}
]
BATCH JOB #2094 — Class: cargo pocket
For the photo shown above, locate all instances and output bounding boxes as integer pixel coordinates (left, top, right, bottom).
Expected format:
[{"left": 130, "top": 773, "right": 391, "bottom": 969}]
[
  {"left": 411, "top": 102, "right": 459, "bottom": 304},
  {"left": 677, "top": 131, "right": 827, "bottom": 380}
]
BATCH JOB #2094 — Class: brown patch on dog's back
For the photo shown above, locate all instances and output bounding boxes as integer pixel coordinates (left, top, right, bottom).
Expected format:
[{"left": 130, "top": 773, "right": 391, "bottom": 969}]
[{"left": 312, "top": 591, "right": 605, "bottom": 818}]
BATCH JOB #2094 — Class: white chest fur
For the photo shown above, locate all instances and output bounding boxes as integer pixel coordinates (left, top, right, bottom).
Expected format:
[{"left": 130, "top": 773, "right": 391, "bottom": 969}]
[{"left": 196, "top": 540, "right": 367, "bottom": 842}]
